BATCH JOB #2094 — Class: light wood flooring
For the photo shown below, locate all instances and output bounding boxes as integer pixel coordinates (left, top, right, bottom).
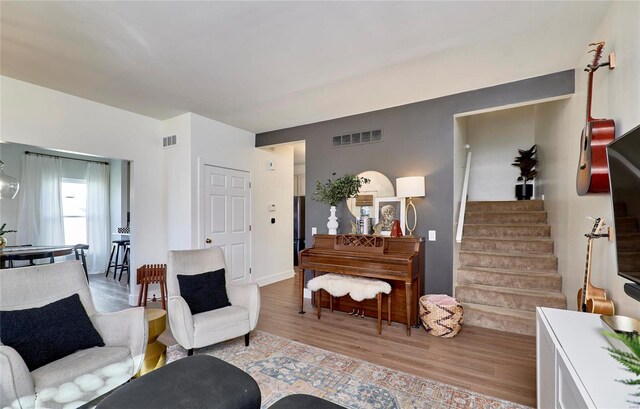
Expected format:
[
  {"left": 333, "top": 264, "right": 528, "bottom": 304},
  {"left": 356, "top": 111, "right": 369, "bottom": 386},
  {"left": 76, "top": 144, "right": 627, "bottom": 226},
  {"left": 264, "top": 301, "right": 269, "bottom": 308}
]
[{"left": 88, "top": 274, "right": 536, "bottom": 407}]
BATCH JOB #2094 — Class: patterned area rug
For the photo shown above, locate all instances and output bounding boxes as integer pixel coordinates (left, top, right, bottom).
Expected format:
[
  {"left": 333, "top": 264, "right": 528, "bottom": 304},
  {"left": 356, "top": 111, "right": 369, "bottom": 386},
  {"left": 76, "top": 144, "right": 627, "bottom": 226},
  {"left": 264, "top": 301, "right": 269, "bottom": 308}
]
[{"left": 167, "top": 331, "right": 530, "bottom": 409}]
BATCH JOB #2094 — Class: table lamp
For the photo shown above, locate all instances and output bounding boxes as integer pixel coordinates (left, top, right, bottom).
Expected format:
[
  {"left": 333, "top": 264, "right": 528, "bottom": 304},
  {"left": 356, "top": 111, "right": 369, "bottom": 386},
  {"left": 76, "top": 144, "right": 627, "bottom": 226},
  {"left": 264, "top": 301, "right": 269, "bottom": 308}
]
[{"left": 396, "top": 176, "right": 425, "bottom": 237}]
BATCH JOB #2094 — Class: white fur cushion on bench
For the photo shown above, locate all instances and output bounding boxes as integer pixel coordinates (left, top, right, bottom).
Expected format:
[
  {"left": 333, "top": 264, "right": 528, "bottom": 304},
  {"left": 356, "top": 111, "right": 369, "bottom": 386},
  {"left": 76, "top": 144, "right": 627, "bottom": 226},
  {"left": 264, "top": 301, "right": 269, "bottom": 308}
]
[{"left": 307, "top": 273, "right": 391, "bottom": 302}]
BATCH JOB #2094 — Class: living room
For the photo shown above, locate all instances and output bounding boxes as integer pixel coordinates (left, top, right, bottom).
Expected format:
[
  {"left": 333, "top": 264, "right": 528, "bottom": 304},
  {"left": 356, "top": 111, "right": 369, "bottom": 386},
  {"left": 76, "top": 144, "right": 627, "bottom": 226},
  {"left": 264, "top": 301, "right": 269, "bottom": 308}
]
[{"left": 1, "top": 2, "right": 639, "bottom": 408}]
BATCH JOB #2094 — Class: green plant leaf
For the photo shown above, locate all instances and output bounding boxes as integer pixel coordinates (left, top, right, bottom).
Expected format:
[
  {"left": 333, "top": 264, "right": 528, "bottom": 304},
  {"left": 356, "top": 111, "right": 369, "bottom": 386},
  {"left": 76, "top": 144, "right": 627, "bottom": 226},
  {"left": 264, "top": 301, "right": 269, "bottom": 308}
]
[{"left": 312, "top": 173, "right": 370, "bottom": 206}]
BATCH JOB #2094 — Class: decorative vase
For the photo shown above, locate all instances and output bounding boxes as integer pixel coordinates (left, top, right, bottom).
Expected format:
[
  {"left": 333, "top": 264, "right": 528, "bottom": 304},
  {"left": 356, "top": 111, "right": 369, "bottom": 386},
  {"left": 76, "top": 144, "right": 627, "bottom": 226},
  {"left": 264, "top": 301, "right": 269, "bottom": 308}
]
[
  {"left": 515, "top": 183, "right": 534, "bottom": 200},
  {"left": 390, "top": 220, "right": 403, "bottom": 237},
  {"left": 0, "top": 236, "right": 5, "bottom": 250},
  {"left": 327, "top": 206, "right": 339, "bottom": 235}
]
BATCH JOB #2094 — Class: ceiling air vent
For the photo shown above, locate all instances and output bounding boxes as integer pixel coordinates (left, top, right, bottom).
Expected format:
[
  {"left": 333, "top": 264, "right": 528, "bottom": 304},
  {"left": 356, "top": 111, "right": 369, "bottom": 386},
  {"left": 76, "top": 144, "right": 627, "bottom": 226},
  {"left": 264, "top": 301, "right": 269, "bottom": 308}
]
[
  {"left": 162, "top": 135, "right": 177, "bottom": 148},
  {"left": 332, "top": 129, "right": 382, "bottom": 148}
]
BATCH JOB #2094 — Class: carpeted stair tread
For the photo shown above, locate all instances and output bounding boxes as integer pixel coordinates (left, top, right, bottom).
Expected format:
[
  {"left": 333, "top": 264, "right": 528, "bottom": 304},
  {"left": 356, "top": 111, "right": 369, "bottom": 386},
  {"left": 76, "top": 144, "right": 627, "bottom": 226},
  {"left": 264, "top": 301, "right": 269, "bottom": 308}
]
[
  {"left": 461, "top": 237, "right": 554, "bottom": 254},
  {"left": 459, "top": 250, "right": 557, "bottom": 271},
  {"left": 460, "top": 302, "right": 536, "bottom": 336},
  {"left": 466, "top": 200, "right": 544, "bottom": 212},
  {"left": 457, "top": 265, "right": 558, "bottom": 275},
  {"left": 464, "top": 211, "right": 548, "bottom": 225},
  {"left": 457, "top": 267, "right": 562, "bottom": 291},
  {"left": 462, "top": 224, "right": 551, "bottom": 238},
  {"left": 457, "top": 283, "right": 565, "bottom": 298},
  {"left": 456, "top": 283, "right": 566, "bottom": 311},
  {"left": 462, "top": 236, "right": 553, "bottom": 242},
  {"left": 460, "top": 249, "right": 557, "bottom": 259}
]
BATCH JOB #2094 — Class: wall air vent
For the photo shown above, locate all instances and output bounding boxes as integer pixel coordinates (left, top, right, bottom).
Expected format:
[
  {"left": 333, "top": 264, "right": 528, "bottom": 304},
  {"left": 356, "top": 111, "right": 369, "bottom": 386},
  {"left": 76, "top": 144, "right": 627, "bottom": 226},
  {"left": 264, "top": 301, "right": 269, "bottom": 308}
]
[
  {"left": 162, "top": 135, "right": 177, "bottom": 148},
  {"left": 332, "top": 129, "right": 382, "bottom": 148}
]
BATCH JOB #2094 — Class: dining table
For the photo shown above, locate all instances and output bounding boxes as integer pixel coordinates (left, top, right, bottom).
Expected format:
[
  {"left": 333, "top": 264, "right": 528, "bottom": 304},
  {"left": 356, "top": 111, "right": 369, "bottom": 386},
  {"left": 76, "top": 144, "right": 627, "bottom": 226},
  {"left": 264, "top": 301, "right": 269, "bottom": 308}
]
[{"left": 0, "top": 245, "right": 76, "bottom": 269}]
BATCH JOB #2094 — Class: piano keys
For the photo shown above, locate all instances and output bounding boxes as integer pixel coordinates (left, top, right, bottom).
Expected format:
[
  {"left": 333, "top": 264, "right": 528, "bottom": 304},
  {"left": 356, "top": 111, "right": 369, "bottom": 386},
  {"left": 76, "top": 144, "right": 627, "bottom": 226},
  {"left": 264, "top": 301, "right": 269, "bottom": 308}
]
[{"left": 297, "top": 234, "right": 425, "bottom": 335}]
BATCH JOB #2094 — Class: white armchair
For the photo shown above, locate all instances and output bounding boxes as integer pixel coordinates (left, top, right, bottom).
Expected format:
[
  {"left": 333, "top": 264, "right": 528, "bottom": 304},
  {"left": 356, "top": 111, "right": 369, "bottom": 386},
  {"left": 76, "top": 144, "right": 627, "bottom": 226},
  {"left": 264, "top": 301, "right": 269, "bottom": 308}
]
[
  {"left": 0, "top": 261, "right": 147, "bottom": 409},
  {"left": 166, "top": 248, "right": 260, "bottom": 355}
]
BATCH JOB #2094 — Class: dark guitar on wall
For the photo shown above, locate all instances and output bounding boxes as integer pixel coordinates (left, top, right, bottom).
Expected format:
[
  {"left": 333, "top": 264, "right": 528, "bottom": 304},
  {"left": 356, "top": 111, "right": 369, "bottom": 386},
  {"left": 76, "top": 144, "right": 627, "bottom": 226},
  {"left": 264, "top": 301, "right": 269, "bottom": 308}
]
[
  {"left": 576, "top": 41, "right": 615, "bottom": 196},
  {"left": 576, "top": 217, "right": 615, "bottom": 315}
]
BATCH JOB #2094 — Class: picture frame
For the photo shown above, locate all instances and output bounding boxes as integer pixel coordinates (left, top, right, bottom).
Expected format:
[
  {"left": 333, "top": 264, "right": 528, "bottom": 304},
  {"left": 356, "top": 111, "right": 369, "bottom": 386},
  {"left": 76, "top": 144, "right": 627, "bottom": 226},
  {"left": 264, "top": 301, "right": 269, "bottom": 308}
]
[{"left": 373, "top": 197, "right": 405, "bottom": 236}]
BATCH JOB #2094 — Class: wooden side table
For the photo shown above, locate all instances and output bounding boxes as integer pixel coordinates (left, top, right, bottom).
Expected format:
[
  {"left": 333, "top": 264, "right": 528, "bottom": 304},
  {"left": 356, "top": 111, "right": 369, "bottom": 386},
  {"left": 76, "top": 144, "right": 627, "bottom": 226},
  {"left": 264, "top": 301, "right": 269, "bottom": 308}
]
[{"left": 136, "top": 308, "right": 167, "bottom": 377}]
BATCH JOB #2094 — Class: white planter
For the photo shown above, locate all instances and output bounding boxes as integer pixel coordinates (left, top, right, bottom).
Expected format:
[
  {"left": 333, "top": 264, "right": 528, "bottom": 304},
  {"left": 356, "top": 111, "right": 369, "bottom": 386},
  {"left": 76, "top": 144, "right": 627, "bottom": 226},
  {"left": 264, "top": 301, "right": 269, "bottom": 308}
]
[{"left": 327, "top": 206, "right": 339, "bottom": 235}]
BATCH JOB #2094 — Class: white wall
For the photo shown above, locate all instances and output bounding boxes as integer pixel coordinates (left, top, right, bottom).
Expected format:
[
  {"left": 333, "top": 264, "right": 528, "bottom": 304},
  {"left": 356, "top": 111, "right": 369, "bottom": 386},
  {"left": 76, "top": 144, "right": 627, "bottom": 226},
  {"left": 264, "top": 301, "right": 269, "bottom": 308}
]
[
  {"left": 534, "top": 1, "right": 640, "bottom": 318},
  {"left": 466, "top": 106, "right": 536, "bottom": 201},
  {"left": 253, "top": 145, "right": 295, "bottom": 286},
  {"left": 162, "top": 113, "right": 192, "bottom": 251},
  {"left": 1, "top": 76, "right": 164, "bottom": 304}
]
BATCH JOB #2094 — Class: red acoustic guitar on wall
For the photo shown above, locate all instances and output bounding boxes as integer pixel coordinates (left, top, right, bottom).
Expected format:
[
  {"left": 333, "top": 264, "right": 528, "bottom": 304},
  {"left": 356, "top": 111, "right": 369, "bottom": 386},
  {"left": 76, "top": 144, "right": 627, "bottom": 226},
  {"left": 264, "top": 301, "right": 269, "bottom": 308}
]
[{"left": 576, "top": 41, "right": 615, "bottom": 196}]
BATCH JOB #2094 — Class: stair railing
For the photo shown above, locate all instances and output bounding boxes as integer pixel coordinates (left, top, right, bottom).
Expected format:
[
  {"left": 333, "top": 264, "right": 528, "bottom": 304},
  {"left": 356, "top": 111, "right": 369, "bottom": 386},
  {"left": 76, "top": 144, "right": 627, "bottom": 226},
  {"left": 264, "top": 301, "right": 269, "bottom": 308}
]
[{"left": 456, "top": 147, "right": 472, "bottom": 243}]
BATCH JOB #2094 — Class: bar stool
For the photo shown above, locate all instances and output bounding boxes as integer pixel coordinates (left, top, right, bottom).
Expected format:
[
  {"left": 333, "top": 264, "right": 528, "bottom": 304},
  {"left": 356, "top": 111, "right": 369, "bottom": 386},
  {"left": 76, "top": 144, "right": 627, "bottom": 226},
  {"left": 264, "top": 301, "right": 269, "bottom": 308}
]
[
  {"left": 118, "top": 243, "right": 130, "bottom": 282},
  {"left": 106, "top": 239, "right": 129, "bottom": 279}
]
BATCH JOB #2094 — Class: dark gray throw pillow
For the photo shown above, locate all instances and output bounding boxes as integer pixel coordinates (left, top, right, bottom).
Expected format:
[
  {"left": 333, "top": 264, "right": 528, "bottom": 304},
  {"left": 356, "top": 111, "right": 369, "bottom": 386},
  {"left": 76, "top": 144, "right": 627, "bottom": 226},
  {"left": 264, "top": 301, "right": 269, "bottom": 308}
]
[
  {"left": 177, "top": 268, "right": 231, "bottom": 314},
  {"left": 0, "top": 293, "right": 105, "bottom": 371}
]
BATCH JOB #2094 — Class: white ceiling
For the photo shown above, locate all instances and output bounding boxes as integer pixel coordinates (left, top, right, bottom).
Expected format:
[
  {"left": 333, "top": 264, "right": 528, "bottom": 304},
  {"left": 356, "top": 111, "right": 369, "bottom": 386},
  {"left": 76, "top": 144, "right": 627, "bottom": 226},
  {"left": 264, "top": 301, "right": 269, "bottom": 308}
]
[{"left": 1, "top": 1, "right": 609, "bottom": 133}]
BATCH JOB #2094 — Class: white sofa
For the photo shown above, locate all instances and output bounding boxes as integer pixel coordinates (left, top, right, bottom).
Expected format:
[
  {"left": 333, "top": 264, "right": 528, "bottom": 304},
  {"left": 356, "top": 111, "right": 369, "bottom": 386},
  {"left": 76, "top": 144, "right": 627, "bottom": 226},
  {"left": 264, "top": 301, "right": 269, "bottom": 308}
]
[
  {"left": 167, "top": 248, "right": 260, "bottom": 354},
  {"left": 0, "top": 261, "right": 147, "bottom": 409}
]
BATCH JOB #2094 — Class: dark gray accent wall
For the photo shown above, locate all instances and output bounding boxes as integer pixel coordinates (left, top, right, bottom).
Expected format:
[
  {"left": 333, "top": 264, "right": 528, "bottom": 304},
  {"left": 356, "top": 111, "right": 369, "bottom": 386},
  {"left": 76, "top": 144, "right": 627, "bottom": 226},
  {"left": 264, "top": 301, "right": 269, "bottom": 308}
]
[{"left": 257, "top": 70, "right": 574, "bottom": 294}]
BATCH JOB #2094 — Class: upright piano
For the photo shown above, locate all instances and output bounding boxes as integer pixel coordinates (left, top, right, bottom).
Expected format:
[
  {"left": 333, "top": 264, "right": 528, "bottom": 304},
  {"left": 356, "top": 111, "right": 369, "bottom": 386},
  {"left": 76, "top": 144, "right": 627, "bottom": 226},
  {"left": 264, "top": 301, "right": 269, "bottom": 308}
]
[{"left": 297, "top": 234, "right": 425, "bottom": 335}]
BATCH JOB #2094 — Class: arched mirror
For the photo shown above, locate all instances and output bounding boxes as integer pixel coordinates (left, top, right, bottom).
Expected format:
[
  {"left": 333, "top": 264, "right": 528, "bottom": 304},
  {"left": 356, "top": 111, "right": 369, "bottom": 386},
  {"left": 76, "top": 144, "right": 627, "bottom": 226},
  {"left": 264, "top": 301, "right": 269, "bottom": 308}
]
[{"left": 346, "top": 170, "right": 395, "bottom": 218}]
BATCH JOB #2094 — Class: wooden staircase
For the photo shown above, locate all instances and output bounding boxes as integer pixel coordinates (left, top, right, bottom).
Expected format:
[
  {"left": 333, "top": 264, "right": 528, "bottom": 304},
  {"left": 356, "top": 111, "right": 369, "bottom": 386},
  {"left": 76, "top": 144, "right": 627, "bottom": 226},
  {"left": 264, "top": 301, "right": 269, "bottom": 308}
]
[{"left": 455, "top": 200, "right": 566, "bottom": 336}]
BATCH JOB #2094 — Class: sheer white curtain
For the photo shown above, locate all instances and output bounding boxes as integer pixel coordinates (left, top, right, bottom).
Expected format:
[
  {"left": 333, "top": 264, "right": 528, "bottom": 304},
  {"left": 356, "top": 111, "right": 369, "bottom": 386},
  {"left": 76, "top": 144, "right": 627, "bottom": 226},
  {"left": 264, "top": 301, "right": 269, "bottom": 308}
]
[
  {"left": 86, "top": 162, "right": 110, "bottom": 274},
  {"left": 16, "top": 154, "right": 64, "bottom": 245}
]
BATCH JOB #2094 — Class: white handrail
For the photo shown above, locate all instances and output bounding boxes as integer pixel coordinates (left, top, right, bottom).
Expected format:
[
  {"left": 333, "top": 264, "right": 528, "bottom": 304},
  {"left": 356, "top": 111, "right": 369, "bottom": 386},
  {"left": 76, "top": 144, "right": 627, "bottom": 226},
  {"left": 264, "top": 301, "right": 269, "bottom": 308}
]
[{"left": 456, "top": 148, "right": 472, "bottom": 243}]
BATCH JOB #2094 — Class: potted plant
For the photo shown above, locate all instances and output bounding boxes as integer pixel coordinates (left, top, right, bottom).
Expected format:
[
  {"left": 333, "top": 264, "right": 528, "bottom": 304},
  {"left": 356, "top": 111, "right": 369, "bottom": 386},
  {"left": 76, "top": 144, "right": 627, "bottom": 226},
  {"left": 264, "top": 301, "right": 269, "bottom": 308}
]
[
  {"left": 0, "top": 223, "right": 17, "bottom": 249},
  {"left": 511, "top": 145, "right": 537, "bottom": 200},
  {"left": 313, "top": 173, "right": 370, "bottom": 234},
  {"left": 605, "top": 331, "right": 640, "bottom": 403}
]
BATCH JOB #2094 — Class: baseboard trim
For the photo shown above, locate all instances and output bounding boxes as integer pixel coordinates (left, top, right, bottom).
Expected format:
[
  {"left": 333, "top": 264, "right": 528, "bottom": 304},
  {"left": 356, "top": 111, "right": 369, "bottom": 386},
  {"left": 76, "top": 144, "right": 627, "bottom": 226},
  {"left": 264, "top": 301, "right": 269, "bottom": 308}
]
[{"left": 254, "top": 270, "right": 294, "bottom": 287}]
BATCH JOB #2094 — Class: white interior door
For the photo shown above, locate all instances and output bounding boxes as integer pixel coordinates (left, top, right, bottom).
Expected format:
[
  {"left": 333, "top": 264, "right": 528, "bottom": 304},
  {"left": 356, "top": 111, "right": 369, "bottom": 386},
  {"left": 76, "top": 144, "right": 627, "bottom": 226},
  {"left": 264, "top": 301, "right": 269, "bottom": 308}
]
[{"left": 203, "top": 165, "right": 251, "bottom": 284}]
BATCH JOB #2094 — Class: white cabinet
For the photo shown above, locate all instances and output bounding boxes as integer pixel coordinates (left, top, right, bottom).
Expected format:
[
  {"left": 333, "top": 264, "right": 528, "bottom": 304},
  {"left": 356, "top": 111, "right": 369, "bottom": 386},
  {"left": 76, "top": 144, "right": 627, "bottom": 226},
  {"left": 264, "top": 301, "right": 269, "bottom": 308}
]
[
  {"left": 536, "top": 307, "right": 634, "bottom": 408},
  {"left": 294, "top": 174, "right": 305, "bottom": 196}
]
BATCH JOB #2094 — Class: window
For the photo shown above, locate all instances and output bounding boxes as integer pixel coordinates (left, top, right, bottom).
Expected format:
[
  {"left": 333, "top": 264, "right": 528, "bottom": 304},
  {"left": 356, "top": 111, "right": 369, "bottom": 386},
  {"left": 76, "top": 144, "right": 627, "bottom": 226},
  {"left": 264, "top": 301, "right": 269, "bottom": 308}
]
[{"left": 61, "top": 179, "right": 87, "bottom": 245}]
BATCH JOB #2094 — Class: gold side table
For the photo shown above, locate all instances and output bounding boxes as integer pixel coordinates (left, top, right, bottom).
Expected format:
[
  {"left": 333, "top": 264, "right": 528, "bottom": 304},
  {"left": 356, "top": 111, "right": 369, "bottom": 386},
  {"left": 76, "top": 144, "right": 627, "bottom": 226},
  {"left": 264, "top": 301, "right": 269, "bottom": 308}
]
[{"left": 135, "top": 308, "right": 167, "bottom": 377}]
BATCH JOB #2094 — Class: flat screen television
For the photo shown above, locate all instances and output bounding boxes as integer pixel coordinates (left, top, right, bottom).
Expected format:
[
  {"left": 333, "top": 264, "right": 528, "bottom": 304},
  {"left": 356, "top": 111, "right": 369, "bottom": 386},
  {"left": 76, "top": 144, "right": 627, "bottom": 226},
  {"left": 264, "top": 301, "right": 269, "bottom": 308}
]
[{"left": 607, "top": 123, "right": 640, "bottom": 299}]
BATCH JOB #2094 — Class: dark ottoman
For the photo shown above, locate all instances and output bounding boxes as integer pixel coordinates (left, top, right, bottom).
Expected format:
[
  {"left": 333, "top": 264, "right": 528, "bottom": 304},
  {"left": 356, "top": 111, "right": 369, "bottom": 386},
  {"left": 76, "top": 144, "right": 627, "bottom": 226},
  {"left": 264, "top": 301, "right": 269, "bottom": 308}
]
[
  {"left": 270, "top": 394, "right": 346, "bottom": 409},
  {"left": 97, "top": 355, "right": 260, "bottom": 409}
]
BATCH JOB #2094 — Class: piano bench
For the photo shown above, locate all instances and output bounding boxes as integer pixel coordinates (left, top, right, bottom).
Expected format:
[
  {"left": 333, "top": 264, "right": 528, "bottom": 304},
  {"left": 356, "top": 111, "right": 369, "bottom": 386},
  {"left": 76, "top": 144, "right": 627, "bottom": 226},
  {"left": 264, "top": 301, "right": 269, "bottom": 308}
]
[{"left": 307, "top": 273, "right": 392, "bottom": 335}]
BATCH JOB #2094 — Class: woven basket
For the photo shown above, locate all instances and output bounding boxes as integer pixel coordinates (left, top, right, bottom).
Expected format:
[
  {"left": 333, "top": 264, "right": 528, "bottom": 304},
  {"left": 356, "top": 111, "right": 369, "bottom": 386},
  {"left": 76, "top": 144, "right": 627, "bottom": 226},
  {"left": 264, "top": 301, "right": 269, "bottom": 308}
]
[{"left": 419, "top": 294, "right": 463, "bottom": 338}]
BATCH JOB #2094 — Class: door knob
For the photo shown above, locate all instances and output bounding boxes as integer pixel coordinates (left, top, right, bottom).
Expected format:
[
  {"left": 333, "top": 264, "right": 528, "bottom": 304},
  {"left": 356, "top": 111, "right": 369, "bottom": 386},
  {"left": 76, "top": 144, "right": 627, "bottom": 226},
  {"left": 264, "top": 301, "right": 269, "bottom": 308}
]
[{"left": 205, "top": 238, "right": 212, "bottom": 244}]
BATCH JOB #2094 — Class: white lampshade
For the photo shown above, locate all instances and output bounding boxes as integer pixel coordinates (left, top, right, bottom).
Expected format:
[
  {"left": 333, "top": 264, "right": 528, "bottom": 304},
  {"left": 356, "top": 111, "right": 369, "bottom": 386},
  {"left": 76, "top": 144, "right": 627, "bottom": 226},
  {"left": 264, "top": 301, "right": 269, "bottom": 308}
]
[{"left": 396, "top": 176, "right": 425, "bottom": 198}]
